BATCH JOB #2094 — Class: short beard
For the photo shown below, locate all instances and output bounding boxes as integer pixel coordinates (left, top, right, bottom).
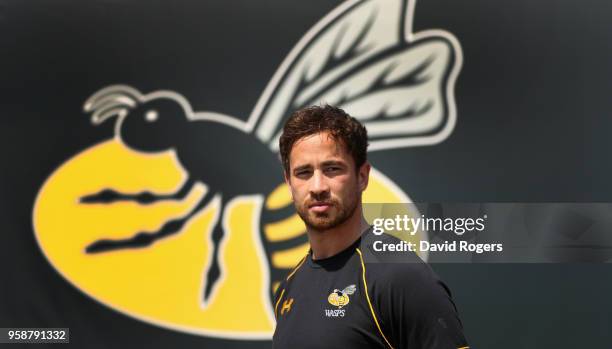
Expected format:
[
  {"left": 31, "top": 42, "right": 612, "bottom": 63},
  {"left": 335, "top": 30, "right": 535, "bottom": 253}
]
[{"left": 295, "top": 195, "right": 359, "bottom": 232}]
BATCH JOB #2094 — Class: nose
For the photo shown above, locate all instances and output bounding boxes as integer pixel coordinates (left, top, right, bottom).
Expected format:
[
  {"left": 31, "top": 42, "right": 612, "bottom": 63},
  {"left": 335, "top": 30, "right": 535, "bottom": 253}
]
[{"left": 309, "top": 170, "right": 330, "bottom": 198}]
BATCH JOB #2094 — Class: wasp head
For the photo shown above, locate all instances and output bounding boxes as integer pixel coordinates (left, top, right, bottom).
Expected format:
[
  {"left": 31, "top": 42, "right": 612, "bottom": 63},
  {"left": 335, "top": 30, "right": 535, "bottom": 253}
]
[
  {"left": 84, "top": 85, "right": 190, "bottom": 153},
  {"left": 119, "top": 98, "right": 189, "bottom": 152}
]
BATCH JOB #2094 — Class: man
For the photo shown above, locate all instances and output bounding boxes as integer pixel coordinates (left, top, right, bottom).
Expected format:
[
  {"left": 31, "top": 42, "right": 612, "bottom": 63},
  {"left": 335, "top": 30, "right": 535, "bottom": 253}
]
[{"left": 272, "top": 105, "right": 469, "bottom": 349}]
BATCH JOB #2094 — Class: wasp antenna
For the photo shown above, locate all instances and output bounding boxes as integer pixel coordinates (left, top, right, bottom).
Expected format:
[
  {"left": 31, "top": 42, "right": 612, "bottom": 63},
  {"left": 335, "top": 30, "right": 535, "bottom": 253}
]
[
  {"left": 91, "top": 107, "right": 128, "bottom": 125},
  {"left": 85, "top": 94, "right": 137, "bottom": 113},
  {"left": 83, "top": 85, "right": 142, "bottom": 112},
  {"left": 84, "top": 87, "right": 140, "bottom": 125}
]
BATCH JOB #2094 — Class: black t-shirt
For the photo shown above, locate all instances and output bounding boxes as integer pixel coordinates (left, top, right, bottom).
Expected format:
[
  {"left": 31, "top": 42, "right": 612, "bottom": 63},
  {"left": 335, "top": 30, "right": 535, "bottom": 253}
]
[{"left": 272, "top": 227, "right": 469, "bottom": 349}]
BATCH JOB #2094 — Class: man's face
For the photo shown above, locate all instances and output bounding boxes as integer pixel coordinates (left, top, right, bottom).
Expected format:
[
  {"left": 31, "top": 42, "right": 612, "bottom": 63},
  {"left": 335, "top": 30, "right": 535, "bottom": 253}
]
[{"left": 284, "top": 131, "right": 370, "bottom": 231}]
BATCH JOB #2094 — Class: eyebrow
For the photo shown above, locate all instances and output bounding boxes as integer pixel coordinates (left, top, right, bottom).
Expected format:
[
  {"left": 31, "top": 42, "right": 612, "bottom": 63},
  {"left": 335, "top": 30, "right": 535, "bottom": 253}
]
[
  {"left": 292, "top": 160, "right": 346, "bottom": 173},
  {"left": 321, "top": 160, "right": 346, "bottom": 167}
]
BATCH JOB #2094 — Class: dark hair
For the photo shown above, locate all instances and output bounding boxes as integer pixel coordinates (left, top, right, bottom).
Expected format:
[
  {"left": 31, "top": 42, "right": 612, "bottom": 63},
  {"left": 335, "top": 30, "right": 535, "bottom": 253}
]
[{"left": 279, "top": 105, "right": 368, "bottom": 176}]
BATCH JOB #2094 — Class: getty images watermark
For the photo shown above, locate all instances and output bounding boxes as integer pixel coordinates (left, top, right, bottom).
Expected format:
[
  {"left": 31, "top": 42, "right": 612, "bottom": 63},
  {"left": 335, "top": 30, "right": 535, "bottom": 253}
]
[
  {"left": 370, "top": 213, "right": 503, "bottom": 254},
  {"left": 363, "top": 203, "right": 612, "bottom": 263}
]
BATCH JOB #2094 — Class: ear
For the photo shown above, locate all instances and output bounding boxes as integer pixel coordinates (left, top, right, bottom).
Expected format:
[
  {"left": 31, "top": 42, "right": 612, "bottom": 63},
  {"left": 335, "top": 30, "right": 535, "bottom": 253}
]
[{"left": 358, "top": 161, "right": 371, "bottom": 192}]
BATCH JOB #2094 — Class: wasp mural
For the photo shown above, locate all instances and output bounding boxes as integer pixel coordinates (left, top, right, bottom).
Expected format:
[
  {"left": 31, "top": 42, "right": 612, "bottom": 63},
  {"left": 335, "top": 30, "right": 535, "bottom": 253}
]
[{"left": 32, "top": 0, "right": 461, "bottom": 340}]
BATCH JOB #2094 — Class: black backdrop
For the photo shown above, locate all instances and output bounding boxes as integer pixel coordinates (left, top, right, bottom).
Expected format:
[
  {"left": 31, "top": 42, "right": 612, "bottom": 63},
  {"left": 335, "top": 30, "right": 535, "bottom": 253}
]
[{"left": 1, "top": 0, "right": 612, "bottom": 347}]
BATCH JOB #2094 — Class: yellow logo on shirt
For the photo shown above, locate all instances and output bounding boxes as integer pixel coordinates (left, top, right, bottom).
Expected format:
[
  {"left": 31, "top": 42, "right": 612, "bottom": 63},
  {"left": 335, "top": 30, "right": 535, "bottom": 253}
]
[
  {"left": 280, "top": 298, "right": 294, "bottom": 315},
  {"left": 327, "top": 284, "right": 356, "bottom": 309}
]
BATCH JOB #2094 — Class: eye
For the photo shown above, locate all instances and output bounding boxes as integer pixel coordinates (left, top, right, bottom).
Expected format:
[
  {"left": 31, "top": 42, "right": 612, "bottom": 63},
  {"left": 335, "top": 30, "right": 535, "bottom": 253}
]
[
  {"left": 145, "top": 110, "right": 158, "bottom": 122},
  {"left": 325, "top": 166, "right": 341, "bottom": 173},
  {"left": 295, "top": 170, "right": 311, "bottom": 178}
]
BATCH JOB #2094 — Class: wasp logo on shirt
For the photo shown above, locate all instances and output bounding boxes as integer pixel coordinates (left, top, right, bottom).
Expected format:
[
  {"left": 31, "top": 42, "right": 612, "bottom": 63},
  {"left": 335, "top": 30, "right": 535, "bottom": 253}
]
[
  {"left": 32, "top": 0, "right": 459, "bottom": 340},
  {"left": 328, "top": 284, "right": 357, "bottom": 309},
  {"left": 325, "top": 284, "right": 357, "bottom": 317}
]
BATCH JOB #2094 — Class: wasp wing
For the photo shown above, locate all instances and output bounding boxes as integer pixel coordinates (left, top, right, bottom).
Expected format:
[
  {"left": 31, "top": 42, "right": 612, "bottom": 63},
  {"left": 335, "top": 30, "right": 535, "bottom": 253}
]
[
  {"left": 249, "top": 0, "right": 406, "bottom": 149},
  {"left": 249, "top": 0, "right": 461, "bottom": 152},
  {"left": 302, "top": 38, "right": 458, "bottom": 151},
  {"left": 342, "top": 284, "right": 357, "bottom": 295}
]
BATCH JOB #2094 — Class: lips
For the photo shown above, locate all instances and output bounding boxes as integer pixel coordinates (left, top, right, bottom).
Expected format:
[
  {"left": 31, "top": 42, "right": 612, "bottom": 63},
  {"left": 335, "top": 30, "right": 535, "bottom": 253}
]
[
  {"left": 308, "top": 201, "right": 332, "bottom": 207},
  {"left": 309, "top": 202, "right": 333, "bottom": 213}
]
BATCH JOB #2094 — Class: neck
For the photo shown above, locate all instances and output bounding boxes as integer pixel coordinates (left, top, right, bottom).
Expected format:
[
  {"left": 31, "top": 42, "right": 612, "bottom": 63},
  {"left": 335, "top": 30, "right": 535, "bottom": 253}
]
[{"left": 308, "top": 205, "right": 369, "bottom": 260}]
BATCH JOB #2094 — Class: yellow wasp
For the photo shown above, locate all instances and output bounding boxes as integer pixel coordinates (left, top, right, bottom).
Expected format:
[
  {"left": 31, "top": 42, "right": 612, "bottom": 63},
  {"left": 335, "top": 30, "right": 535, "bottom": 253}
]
[{"left": 328, "top": 284, "right": 357, "bottom": 309}]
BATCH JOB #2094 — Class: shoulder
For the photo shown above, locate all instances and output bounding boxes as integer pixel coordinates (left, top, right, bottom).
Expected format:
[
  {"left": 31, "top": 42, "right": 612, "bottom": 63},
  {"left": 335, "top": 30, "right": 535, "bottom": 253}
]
[
  {"left": 356, "top": 230, "right": 458, "bottom": 317},
  {"left": 356, "top": 229, "right": 468, "bottom": 347},
  {"left": 273, "top": 254, "right": 306, "bottom": 302},
  {"left": 358, "top": 230, "right": 441, "bottom": 291}
]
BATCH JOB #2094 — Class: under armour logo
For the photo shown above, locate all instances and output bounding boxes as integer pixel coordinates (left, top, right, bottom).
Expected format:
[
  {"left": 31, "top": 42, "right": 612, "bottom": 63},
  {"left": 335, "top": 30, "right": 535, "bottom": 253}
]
[{"left": 281, "top": 298, "right": 294, "bottom": 315}]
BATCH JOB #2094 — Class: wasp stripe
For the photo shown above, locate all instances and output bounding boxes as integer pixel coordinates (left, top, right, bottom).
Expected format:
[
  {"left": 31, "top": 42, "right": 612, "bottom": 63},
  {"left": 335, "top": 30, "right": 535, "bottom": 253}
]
[
  {"left": 272, "top": 281, "right": 281, "bottom": 294},
  {"left": 356, "top": 248, "right": 395, "bottom": 349},
  {"left": 265, "top": 183, "right": 293, "bottom": 210},
  {"left": 264, "top": 214, "right": 305, "bottom": 242},
  {"left": 272, "top": 242, "right": 310, "bottom": 268}
]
